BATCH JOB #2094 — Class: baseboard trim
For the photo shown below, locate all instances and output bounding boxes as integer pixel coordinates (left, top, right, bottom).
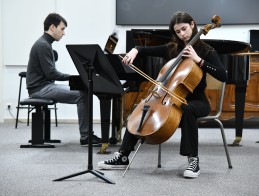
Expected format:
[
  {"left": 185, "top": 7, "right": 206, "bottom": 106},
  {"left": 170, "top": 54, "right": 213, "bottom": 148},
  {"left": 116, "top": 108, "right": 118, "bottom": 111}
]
[{"left": 4, "top": 119, "right": 102, "bottom": 124}]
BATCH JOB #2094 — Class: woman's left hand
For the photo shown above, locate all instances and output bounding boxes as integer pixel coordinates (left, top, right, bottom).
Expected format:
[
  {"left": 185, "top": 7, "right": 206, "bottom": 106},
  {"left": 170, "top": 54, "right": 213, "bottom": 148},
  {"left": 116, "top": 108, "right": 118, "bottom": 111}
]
[{"left": 182, "top": 45, "right": 201, "bottom": 64}]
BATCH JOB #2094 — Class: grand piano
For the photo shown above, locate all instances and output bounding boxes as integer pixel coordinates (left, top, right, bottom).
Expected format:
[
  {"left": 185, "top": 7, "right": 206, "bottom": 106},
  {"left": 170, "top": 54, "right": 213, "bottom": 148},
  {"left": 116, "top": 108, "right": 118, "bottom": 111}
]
[{"left": 126, "top": 29, "right": 251, "bottom": 146}]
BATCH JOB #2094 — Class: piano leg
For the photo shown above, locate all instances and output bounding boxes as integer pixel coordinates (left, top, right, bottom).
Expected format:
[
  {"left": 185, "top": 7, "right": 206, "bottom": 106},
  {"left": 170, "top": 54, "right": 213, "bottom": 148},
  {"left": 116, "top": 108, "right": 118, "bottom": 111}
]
[
  {"left": 98, "top": 96, "right": 112, "bottom": 154},
  {"left": 230, "top": 84, "right": 247, "bottom": 146},
  {"left": 111, "top": 96, "right": 123, "bottom": 144}
]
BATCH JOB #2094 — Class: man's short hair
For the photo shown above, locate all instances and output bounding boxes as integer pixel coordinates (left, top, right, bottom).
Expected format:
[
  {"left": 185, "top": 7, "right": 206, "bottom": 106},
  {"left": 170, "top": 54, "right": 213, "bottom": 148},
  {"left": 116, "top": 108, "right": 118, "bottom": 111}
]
[{"left": 44, "top": 13, "right": 67, "bottom": 31}]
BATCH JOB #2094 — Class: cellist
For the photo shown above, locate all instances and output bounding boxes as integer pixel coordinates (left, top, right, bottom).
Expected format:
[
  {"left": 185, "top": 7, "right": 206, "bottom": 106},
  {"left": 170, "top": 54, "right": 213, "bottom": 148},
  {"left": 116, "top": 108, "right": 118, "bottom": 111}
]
[{"left": 98, "top": 11, "right": 227, "bottom": 178}]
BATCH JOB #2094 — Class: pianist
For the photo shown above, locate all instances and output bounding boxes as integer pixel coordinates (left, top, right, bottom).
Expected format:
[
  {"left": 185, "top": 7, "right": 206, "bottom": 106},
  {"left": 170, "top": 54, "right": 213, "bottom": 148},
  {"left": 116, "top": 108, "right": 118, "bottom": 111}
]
[{"left": 26, "top": 13, "right": 101, "bottom": 146}]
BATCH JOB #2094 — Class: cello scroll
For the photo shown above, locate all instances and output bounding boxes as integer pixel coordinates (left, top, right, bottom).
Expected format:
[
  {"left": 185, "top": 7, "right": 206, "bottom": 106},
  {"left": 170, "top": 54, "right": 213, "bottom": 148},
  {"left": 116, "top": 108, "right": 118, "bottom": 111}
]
[{"left": 203, "top": 15, "right": 221, "bottom": 35}]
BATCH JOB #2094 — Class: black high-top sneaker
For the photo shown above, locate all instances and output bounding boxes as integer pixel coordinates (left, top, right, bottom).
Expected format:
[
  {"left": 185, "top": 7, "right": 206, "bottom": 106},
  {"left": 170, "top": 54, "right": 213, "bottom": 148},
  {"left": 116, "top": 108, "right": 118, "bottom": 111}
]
[
  {"left": 183, "top": 156, "right": 200, "bottom": 178},
  {"left": 97, "top": 151, "right": 129, "bottom": 170}
]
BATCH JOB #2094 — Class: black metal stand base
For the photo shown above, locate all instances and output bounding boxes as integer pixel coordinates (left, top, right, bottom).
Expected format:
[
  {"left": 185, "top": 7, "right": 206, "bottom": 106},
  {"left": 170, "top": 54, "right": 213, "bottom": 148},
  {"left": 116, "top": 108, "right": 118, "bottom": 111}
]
[
  {"left": 28, "top": 139, "right": 61, "bottom": 143},
  {"left": 20, "top": 144, "right": 55, "bottom": 148},
  {"left": 44, "top": 139, "right": 61, "bottom": 143},
  {"left": 53, "top": 168, "right": 115, "bottom": 184},
  {"left": 53, "top": 63, "right": 115, "bottom": 184}
]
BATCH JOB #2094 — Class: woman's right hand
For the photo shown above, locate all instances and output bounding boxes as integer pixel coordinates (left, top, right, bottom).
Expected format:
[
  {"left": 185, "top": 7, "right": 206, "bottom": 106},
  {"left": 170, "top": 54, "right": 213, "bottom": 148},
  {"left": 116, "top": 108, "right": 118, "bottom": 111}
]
[{"left": 122, "top": 48, "right": 138, "bottom": 65}]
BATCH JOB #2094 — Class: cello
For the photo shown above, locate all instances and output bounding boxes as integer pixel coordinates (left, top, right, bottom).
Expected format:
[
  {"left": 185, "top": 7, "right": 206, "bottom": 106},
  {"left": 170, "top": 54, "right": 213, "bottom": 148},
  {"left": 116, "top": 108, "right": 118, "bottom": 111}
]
[{"left": 123, "top": 15, "right": 222, "bottom": 145}]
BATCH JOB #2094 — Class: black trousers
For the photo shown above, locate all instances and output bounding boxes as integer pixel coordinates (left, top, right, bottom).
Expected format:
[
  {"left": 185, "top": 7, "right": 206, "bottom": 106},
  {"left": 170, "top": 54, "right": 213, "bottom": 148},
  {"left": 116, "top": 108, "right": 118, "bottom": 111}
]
[{"left": 119, "top": 92, "right": 210, "bottom": 157}]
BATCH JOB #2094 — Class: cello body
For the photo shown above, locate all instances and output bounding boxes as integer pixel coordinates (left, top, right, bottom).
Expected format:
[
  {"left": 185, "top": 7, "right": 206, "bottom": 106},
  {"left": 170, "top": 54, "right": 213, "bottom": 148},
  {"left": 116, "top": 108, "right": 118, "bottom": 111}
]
[{"left": 127, "top": 58, "right": 202, "bottom": 144}]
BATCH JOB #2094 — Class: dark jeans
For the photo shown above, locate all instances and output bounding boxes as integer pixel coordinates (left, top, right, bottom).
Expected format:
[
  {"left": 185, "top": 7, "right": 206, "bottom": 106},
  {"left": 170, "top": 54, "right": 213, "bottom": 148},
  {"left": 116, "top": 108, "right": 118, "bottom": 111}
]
[{"left": 30, "top": 83, "right": 89, "bottom": 140}]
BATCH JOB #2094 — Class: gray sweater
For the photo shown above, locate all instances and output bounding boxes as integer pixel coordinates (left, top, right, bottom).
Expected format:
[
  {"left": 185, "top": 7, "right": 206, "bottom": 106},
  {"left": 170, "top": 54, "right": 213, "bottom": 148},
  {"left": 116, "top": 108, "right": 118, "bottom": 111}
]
[{"left": 26, "top": 33, "right": 69, "bottom": 95}]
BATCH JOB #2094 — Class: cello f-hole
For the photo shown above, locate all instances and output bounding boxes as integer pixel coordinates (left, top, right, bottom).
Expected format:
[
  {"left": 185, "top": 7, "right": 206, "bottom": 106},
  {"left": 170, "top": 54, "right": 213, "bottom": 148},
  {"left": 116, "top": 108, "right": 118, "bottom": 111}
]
[{"left": 161, "top": 93, "right": 169, "bottom": 105}]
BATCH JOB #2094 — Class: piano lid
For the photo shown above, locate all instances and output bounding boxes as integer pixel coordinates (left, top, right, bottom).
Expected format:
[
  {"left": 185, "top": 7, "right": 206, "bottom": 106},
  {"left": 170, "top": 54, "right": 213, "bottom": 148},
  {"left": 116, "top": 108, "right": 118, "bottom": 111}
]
[
  {"left": 129, "top": 29, "right": 171, "bottom": 47},
  {"left": 202, "top": 39, "right": 251, "bottom": 54},
  {"left": 129, "top": 29, "right": 251, "bottom": 54}
]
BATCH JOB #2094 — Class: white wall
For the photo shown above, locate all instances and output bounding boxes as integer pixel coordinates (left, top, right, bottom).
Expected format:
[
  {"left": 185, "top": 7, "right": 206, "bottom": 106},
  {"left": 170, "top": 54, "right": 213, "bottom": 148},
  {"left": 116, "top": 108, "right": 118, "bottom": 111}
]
[{"left": 1, "top": 0, "right": 259, "bottom": 122}]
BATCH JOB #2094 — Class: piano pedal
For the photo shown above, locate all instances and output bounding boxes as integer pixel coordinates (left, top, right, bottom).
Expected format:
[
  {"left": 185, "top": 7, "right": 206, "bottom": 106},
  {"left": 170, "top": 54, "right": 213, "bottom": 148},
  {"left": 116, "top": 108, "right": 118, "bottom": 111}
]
[{"left": 97, "top": 143, "right": 112, "bottom": 154}]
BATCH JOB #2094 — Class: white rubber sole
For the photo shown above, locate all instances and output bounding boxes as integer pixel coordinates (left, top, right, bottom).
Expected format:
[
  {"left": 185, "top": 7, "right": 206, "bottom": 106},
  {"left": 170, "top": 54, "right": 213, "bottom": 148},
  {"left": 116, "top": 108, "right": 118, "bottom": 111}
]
[
  {"left": 183, "top": 170, "right": 201, "bottom": 178},
  {"left": 97, "top": 161, "right": 128, "bottom": 170}
]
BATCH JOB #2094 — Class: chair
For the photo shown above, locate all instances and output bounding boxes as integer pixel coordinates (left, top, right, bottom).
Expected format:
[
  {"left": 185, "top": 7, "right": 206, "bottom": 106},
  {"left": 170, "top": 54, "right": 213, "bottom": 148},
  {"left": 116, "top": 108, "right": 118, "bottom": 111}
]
[
  {"left": 15, "top": 71, "right": 58, "bottom": 128},
  {"left": 158, "top": 74, "right": 233, "bottom": 169}
]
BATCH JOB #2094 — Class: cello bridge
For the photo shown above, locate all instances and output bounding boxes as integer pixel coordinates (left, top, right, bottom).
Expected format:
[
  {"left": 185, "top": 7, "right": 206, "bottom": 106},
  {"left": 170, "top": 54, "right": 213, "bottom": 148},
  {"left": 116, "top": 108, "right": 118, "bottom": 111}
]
[{"left": 152, "top": 90, "right": 161, "bottom": 98}]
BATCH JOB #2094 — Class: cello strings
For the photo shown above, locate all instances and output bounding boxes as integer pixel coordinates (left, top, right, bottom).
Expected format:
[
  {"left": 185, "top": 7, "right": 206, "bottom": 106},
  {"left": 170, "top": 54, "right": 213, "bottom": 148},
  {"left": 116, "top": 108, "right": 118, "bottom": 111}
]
[{"left": 119, "top": 55, "right": 187, "bottom": 104}]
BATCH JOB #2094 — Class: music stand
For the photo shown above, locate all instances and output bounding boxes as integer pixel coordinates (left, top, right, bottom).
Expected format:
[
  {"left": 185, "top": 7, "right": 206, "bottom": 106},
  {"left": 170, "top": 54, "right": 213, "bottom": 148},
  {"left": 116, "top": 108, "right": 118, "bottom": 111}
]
[{"left": 53, "top": 44, "right": 123, "bottom": 184}]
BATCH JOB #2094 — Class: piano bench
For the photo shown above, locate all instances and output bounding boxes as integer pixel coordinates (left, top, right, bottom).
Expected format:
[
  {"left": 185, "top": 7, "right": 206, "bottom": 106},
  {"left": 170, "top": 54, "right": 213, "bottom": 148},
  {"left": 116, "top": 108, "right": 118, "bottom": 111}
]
[{"left": 19, "top": 98, "right": 61, "bottom": 148}]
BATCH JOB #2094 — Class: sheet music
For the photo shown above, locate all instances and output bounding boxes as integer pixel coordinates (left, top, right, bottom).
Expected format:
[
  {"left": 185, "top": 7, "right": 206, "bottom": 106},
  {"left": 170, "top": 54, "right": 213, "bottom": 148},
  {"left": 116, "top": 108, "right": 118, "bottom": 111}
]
[{"left": 104, "top": 29, "right": 119, "bottom": 54}]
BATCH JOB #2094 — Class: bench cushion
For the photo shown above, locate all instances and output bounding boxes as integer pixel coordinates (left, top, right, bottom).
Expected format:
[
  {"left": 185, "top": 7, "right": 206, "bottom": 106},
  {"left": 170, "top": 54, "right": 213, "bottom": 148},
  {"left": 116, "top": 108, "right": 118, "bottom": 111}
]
[{"left": 20, "top": 98, "right": 56, "bottom": 106}]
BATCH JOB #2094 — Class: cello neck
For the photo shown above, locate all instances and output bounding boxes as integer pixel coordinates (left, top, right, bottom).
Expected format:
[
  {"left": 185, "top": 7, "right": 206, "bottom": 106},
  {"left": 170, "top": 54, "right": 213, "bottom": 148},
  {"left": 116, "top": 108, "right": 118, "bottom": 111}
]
[{"left": 158, "top": 28, "right": 204, "bottom": 83}]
